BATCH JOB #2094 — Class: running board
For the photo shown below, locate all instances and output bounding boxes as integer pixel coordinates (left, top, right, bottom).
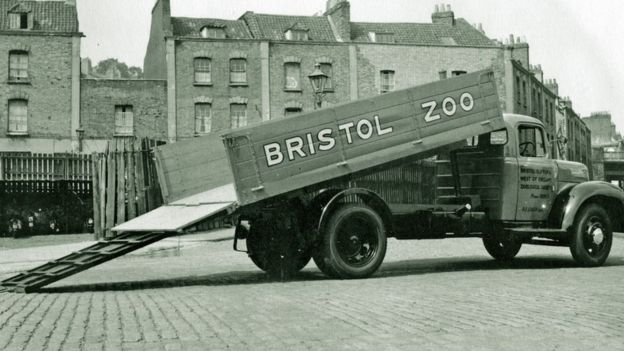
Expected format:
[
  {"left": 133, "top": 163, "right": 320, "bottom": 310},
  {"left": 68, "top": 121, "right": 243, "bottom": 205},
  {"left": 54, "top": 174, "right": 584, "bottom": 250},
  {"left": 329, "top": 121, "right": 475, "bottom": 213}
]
[
  {"left": 0, "top": 232, "right": 171, "bottom": 293},
  {"left": 508, "top": 227, "right": 567, "bottom": 240}
]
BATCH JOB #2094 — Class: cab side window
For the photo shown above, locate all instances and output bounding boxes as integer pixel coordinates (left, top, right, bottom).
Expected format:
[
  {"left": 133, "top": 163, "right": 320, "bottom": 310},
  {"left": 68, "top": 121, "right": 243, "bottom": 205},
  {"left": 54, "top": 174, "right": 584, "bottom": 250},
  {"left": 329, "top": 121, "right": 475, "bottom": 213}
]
[{"left": 518, "top": 125, "right": 546, "bottom": 158}]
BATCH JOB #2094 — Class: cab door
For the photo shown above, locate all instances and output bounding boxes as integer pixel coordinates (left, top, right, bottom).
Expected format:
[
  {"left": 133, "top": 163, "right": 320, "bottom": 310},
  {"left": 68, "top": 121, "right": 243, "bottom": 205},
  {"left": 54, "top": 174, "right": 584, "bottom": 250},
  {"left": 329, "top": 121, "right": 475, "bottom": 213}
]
[{"left": 515, "top": 124, "right": 557, "bottom": 221}]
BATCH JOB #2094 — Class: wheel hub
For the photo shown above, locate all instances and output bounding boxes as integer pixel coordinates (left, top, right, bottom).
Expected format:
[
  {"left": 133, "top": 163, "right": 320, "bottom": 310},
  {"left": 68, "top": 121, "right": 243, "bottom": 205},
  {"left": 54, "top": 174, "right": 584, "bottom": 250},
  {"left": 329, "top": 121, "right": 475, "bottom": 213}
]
[{"left": 589, "top": 226, "right": 604, "bottom": 245}]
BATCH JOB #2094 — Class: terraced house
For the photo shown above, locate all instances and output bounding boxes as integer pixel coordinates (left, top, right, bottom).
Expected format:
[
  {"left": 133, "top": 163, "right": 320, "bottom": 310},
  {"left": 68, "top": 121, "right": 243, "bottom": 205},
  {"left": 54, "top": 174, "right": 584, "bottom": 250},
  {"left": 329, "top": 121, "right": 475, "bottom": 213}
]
[
  {"left": 144, "top": 0, "right": 513, "bottom": 142},
  {"left": 0, "top": 0, "right": 80, "bottom": 153}
]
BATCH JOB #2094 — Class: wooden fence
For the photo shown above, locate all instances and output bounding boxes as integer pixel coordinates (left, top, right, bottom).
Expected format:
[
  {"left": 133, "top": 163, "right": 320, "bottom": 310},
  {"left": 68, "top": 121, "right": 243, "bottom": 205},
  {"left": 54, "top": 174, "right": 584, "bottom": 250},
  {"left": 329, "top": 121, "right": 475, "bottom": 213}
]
[{"left": 92, "top": 138, "right": 164, "bottom": 239}]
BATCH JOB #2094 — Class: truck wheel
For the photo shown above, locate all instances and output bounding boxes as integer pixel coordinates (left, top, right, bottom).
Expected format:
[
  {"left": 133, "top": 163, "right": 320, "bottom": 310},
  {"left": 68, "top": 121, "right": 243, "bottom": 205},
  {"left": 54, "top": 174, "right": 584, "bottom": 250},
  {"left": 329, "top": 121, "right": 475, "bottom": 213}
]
[
  {"left": 247, "top": 220, "right": 311, "bottom": 274},
  {"left": 570, "top": 204, "right": 613, "bottom": 267},
  {"left": 314, "top": 204, "right": 387, "bottom": 279},
  {"left": 483, "top": 234, "right": 522, "bottom": 261}
]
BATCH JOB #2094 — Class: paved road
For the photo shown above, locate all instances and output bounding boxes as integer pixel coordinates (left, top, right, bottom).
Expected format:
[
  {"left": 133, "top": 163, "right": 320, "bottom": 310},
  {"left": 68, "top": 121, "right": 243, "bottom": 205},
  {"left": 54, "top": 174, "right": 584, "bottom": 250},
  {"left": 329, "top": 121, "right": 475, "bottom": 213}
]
[{"left": 1, "top": 231, "right": 624, "bottom": 350}]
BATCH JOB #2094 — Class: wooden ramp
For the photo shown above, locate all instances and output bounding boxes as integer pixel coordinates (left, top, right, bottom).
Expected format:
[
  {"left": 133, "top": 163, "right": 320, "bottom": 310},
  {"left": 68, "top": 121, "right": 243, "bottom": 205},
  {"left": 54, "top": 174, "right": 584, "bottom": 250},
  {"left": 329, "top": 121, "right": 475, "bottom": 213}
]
[{"left": 0, "top": 232, "right": 170, "bottom": 293}]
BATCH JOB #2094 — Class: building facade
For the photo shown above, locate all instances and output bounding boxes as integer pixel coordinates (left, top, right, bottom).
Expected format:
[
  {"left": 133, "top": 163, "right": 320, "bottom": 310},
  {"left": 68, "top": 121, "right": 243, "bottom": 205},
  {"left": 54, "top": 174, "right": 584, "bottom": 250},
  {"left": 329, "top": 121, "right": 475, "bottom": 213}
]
[
  {"left": 0, "top": 0, "right": 81, "bottom": 153},
  {"left": 144, "top": 0, "right": 504, "bottom": 142}
]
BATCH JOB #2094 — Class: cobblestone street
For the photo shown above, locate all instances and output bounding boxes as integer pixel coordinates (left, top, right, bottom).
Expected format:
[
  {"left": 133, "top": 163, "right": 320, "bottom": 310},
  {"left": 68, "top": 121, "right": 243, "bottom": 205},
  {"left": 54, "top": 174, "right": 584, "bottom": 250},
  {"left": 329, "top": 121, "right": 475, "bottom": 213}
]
[{"left": 1, "top": 232, "right": 624, "bottom": 350}]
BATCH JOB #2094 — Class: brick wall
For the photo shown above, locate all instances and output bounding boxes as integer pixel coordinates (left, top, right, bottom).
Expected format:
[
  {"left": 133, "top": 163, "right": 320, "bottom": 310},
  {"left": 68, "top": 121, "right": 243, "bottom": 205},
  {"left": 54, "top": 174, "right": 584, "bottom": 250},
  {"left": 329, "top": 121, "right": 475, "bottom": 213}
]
[
  {"left": 268, "top": 42, "right": 351, "bottom": 118},
  {"left": 175, "top": 40, "right": 263, "bottom": 138},
  {"left": 80, "top": 79, "right": 167, "bottom": 139},
  {"left": 355, "top": 44, "right": 500, "bottom": 99},
  {"left": 0, "top": 34, "right": 74, "bottom": 138}
]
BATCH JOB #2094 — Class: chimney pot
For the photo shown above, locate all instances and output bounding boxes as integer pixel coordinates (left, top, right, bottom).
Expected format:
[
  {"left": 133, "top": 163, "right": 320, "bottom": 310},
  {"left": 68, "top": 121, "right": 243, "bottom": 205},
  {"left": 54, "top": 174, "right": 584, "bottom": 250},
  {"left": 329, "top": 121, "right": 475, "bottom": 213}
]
[
  {"left": 446, "top": 4, "right": 452, "bottom": 11},
  {"left": 434, "top": 4, "right": 439, "bottom": 12}
]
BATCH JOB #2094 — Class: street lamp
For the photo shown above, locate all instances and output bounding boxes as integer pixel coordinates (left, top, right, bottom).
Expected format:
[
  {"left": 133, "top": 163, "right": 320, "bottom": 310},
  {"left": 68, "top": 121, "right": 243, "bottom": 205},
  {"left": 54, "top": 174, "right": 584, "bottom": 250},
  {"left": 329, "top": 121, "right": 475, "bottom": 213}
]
[{"left": 308, "top": 63, "right": 328, "bottom": 109}]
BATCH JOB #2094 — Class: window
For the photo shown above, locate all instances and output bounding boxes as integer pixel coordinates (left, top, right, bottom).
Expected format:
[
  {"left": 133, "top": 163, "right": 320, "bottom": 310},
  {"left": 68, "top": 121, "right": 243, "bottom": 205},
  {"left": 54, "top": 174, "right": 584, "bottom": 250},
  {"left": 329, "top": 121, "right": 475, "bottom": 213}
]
[
  {"left": 200, "top": 27, "right": 226, "bottom": 39},
  {"left": 284, "top": 107, "right": 302, "bottom": 117},
  {"left": 9, "top": 12, "right": 29, "bottom": 30},
  {"left": 376, "top": 33, "right": 394, "bottom": 43},
  {"left": 284, "top": 62, "right": 301, "bottom": 90},
  {"left": 230, "top": 58, "right": 247, "bottom": 84},
  {"left": 8, "top": 99, "right": 28, "bottom": 134},
  {"left": 439, "top": 70, "right": 447, "bottom": 80},
  {"left": 522, "top": 81, "right": 527, "bottom": 107},
  {"left": 230, "top": 104, "right": 247, "bottom": 129},
  {"left": 516, "top": 76, "right": 521, "bottom": 105},
  {"left": 195, "top": 103, "right": 212, "bottom": 134},
  {"left": 369, "top": 32, "right": 394, "bottom": 43},
  {"left": 8, "top": 51, "right": 28, "bottom": 81},
  {"left": 518, "top": 125, "right": 546, "bottom": 158},
  {"left": 451, "top": 70, "right": 467, "bottom": 76},
  {"left": 114, "top": 105, "right": 133, "bottom": 136},
  {"left": 285, "top": 29, "right": 308, "bottom": 41},
  {"left": 319, "top": 63, "right": 333, "bottom": 90},
  {"left": 194, "top": 58, "right": 211, "bottom": 84},
  {"left": 380, "top": 70, "right": 395, "bottom": 93}
]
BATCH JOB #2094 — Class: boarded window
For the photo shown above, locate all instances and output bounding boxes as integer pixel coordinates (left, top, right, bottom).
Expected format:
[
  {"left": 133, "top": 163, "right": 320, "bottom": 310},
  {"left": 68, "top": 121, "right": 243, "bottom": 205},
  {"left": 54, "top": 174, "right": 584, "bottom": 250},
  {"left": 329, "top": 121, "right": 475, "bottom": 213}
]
[
  {"left": 380, "top": 70, "right": 395, "bottom": 93},
  {"left": 229, "top": 58, "right": 247, "bottom": 84},
  {"left": 284, "top": 62, "right": 301, "bottom": 90},
  {"left": 194, "top": 57, "right": 211, "bottom": 84},
  {"left": 230, "top": 103, "right": 247, "bottom": 129},
  {"left": 319, "top": 63, "right": 333, "bottom": 90},
  {"left": 9, "top": 13, "right": 29, "bottom": 29},
  {"left": 200, "top": 27, "right": 226, "bottom": 39},
  {"left": 285, "top": 30, "right": 308, "bottom": 41},
  {"left": 114, "top": 105, "right": 134, "bottom": 136},
  {"left": 8, "top": 99, "right": 28, "bottom": 133},
  {"left": 9, "top": 51, "right": 28, "bottom": 81},
  {"left": 195, "top": 103, "right": 212, "bottom": 134}
]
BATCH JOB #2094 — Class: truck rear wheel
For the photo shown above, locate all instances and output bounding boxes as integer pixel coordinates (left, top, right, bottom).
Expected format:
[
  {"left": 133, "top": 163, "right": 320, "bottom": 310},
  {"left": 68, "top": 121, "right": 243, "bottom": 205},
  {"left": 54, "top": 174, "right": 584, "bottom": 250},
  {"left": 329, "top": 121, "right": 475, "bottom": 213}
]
[
  {"left": 570, "top": 204, "right": 613, "bottom": 267},
  {"left": 247, "top": 219, "right": 311, "bottom": 275},
  {"left": 483, "top": 233, "right": 522, "bottom": 261},
  {"left": 314, "top": 204, "right": 387, "bottom": 279}
]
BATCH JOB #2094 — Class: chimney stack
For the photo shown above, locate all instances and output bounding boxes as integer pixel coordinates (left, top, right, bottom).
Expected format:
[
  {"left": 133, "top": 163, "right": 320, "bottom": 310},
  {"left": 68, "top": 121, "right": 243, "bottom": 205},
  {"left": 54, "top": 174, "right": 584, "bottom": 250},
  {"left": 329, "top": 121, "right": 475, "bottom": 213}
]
[
  {"left": 325, "top": 0, "right": 351, "bottom": 42},
  {"left": 432, "top": 3, "right": 455, "bottom": 26}
]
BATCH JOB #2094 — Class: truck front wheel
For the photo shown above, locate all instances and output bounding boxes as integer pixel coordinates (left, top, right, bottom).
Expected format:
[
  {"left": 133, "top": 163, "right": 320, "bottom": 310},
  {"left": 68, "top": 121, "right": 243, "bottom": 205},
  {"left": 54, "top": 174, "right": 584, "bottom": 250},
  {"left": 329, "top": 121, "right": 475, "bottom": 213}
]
[
  {"left": 483, "top": 233, "right": 522, "bottom": 261},
  {"left": 314, "top": 204, "right": 387, "bottom": 279},
  {"left": 570, "top": 204, "right": 613, "bottom": 267}
]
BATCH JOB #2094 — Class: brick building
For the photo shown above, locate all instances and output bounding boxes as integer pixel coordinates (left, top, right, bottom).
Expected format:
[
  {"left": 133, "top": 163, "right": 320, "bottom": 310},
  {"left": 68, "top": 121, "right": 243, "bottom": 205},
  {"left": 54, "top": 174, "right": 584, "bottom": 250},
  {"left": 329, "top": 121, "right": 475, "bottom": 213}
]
[
  {"left": 144, "top": 0, "right": 505, "bottom": 142},
  {"left": 583, "top": 111, "right": 621, "bottom": 147},
  {"left": 0, "top": 0, "right": 81, "bottom": 153}
]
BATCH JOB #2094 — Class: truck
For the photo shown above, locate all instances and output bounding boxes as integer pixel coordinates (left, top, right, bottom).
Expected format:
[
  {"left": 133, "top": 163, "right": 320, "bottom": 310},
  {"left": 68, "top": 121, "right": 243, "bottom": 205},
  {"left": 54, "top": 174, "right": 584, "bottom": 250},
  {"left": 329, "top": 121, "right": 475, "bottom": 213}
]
[{"left": 2, "top": 69, "right": 622, "bottom": 291}]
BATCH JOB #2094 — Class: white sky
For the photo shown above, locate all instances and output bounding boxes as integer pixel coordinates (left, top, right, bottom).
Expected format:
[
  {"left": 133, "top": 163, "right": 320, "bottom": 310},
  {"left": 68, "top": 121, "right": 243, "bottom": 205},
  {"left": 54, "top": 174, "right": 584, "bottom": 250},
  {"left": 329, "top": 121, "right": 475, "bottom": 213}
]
[{"left": 77, "top": 0, "right": 624, "bottom": 132}]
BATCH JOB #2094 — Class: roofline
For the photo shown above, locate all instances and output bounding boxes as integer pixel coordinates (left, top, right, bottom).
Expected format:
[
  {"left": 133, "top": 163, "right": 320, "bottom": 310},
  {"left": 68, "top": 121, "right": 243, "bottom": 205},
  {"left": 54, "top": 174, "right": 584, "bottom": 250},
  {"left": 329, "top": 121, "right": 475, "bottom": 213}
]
[
  {"left": 81, "top": 78, "right": 167, "bottom": 82},
  {"left": 166, "top": 35, "right": 500, "bottom": 49},
  {"left": 0, "top": 30, "right": 84, "bottom": 37}
]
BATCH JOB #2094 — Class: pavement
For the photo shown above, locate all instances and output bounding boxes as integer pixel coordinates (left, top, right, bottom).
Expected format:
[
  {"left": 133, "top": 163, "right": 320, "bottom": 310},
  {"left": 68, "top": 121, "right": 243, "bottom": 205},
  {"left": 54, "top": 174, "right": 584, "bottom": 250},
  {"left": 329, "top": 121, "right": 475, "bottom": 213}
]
[{"left": 1, "top": 231, "right": 624, "bottom": 350}]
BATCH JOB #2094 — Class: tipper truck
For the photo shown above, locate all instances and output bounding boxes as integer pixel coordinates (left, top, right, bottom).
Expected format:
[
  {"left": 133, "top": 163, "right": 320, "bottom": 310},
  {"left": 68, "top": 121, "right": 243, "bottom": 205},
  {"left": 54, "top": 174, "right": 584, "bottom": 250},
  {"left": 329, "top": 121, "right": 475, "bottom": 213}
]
[{"left": 2, "top": 69, "right": 623, "bottom": 292}]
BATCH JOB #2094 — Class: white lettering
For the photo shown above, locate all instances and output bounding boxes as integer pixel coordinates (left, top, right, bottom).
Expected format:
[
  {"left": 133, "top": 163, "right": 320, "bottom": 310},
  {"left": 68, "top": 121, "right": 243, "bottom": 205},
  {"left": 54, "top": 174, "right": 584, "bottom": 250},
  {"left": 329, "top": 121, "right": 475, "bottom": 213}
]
[
  {"left": 356, "top": 119, "right": 373, "bottom": 139},
  {"left": 306, "top": 133, "right": 316, "bottom": 155},
  {"left": 422, "top": 100, "right": 440, "bottom": 122},
  {"left": 338, "top": 122, "right": 355, "bottom": 144},
  {"left": 285, "top": 137, "right": 306, "bottom": 161},
  {"left": 264, "top": 143, "right": 283, "bottom": 167},
  {"left": 374, "top": 115, "right": 393, "bottom": 135},
  {"left": 442, "top": 97, "right": 457, "bottom": 116},
  {"left": 460, "top": 92, "right": 474, "bottom": 111},
  {"left": 318, "top": 128, "right": 335, "bottom": 151}
]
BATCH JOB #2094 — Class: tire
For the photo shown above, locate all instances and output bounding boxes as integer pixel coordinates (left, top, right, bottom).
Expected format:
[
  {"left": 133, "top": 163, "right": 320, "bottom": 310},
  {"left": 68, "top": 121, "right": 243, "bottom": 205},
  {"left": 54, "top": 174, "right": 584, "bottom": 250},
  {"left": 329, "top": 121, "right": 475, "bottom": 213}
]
[
  {"left": 569, "top": 204, "right": 613, "bottom": 267},
  {"left": 247, "top": 220, "right": 311, "bottom": 273},
  {"left": 483, "top": 233, "right": 522, "bottom": 261},
  {"left": 314, "top": 203, "right": 387, "bottom": 279}
]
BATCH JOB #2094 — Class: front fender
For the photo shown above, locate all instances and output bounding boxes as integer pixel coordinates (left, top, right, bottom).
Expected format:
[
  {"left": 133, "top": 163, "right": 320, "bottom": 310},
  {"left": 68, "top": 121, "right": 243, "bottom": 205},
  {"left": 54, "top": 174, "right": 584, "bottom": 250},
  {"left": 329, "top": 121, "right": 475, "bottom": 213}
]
[{"left": 560, "top": 181, "right": 624, "bottom": 231}]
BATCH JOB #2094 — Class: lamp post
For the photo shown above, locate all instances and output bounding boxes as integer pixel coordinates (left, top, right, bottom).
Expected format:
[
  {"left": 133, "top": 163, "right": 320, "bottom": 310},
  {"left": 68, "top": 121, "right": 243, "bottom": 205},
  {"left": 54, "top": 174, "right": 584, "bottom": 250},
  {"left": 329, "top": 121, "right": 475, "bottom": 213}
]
[{"left": 308, "top": 63, "right": 328, "bottom": 110}]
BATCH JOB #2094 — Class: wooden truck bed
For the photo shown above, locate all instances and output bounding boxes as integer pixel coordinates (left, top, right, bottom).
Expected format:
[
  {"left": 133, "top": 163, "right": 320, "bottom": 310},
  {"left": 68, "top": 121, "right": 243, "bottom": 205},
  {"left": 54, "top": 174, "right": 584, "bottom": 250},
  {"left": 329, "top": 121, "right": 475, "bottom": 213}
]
[{"left": 114, "top": 69, "right": 503, "bottom": 233}]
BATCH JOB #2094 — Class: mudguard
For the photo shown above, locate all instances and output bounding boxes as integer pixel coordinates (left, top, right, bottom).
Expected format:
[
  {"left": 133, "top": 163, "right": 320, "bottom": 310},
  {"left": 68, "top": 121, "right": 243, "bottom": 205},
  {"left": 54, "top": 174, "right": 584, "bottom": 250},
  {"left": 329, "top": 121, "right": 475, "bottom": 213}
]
[
  {"left": 559, "top": 181, "right": 624, "bottom": 231},
  {"left": 317, "top": 188, "right": 393, "bottom": 235}
]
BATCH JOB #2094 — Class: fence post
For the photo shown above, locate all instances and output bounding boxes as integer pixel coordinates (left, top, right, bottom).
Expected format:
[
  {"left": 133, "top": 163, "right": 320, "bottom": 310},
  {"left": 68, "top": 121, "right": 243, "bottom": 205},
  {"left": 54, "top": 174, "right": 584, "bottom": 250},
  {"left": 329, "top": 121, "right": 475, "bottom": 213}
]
[{"left": 92, "top": 153, "right": 102, "bottom": 239}]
